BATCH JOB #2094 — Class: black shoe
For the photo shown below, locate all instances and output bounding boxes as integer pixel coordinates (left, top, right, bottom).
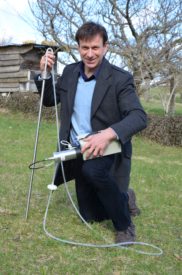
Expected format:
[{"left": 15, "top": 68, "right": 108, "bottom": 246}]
[
  {"left": 128, "top": 188, "right": 141, "bottom": 217},
  {"left": 115, "top": 222, "right": 136, "bottom": 244}
]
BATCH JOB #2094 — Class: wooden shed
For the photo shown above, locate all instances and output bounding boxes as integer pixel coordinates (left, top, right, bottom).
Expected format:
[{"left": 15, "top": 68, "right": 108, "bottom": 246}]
[{"left": 0, "top": 43, "right": 60, "bottom": 94}]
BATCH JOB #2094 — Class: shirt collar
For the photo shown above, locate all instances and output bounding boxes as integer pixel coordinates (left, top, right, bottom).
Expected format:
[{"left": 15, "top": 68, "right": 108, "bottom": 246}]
[{"left": 79, "top": 58, "right": 104, "bottom": 82}]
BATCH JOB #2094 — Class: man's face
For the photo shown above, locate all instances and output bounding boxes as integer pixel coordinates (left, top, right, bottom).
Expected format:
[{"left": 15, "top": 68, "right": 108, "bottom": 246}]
[{"left": 78, "top": 34, "right": 108, "bottom": 74}]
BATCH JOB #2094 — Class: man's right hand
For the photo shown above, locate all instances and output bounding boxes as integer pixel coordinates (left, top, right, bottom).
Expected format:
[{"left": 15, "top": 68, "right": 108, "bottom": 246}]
[{"left": 40, "top": 51, "right": 55, "bottom": 73}]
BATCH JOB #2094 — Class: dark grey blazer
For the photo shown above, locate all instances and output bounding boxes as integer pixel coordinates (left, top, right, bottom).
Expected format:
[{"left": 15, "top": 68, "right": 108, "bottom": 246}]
[{"left": 35, "top": 58, "right": 147, "bottom": 191}]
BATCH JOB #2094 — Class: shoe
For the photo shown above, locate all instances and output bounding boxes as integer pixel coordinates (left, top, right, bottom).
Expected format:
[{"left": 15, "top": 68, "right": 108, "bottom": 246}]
[
  {"left": 128, "top": 188, "right": 141, "bottom": 217},
  {"left": 115, "top": 222, "right": 136, "bottom": 244}
]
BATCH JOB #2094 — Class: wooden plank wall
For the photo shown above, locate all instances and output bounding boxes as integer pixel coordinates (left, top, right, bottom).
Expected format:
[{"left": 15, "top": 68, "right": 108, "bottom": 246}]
[{"left": 0, "top": 45, "right": 42, "bottom": 93}]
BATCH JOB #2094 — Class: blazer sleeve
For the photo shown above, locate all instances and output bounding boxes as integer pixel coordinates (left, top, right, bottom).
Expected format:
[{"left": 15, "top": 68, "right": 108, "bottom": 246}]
[
  {"left": 110, "top": 73, "right": 147, "bottom": 144},
  {"left": 34, "top": 74, "right": 62, "bottom": 107}
]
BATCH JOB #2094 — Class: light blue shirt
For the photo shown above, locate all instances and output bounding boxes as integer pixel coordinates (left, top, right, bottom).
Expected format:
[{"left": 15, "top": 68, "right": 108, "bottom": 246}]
[{"left": 70, "top": 75, "right": 96, "bottom": 146}]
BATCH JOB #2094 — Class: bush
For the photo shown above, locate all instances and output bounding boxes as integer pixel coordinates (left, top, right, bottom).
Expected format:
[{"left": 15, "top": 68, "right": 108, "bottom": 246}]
[
  {"left": 0, "top": 92, "right": 59, "bottom": 120},
  {"left": 140, "top": 115, "right": 182, "bottom": 146}
]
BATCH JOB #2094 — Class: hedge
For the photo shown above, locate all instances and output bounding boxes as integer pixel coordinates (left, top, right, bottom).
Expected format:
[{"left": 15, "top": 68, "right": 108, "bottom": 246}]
[
  {"left": 0, "top": 92, "right": 59, "bottom": 121},
  {"left": 140, "top": 115, "right": 182, "bottom": 146}
]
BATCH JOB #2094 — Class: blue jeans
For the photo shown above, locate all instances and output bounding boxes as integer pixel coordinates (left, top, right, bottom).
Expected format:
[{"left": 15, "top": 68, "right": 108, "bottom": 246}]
[{"left": 75, "top": 155, "right": 131, "bottom": 231}]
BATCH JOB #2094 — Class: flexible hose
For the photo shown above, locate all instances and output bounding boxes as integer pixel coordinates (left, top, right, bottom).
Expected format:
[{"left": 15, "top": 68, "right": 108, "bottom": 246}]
[{"left": 43, "top": 190, "right": 163, "bottom": 255}]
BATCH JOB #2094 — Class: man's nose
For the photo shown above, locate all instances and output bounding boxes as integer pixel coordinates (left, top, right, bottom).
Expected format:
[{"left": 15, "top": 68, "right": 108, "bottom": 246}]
[{"left": 87, "top": 48, "right": 93, "bottom": 57}]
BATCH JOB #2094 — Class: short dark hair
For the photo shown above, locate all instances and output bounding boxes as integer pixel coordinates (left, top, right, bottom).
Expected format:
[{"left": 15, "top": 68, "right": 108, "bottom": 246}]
[{"left": 75, "top": 21, "right": 108, "bottom": 45}]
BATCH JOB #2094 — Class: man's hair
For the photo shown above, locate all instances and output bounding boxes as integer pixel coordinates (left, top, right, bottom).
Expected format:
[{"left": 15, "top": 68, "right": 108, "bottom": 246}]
[{"left": 75, "top": 21, "right": 108, "bottom": 45}]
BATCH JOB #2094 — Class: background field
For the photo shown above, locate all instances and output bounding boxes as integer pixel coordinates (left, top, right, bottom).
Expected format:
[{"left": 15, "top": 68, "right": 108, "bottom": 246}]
[
  {"left": 0, "top": 110, "right": 182, "bottom": 274},
  {"left": 140, "top": 88, "right": 182, "bottom": 116}
]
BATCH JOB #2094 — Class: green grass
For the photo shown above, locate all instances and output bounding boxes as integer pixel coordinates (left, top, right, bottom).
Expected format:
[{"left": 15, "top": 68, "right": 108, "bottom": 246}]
[{"left": 0, "top": 110, "right": 182, "bottom": 275}]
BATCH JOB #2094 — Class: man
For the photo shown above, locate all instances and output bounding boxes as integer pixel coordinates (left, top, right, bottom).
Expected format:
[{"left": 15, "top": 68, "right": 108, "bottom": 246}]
[{"left": 35, "top": 22, "right": 147, "bottom": 243}]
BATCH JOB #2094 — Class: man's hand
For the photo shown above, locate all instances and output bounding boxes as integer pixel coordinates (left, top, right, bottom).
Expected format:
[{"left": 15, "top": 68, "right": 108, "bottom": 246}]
[
  {"left": 40, "top": 51, "right": 55, "bottom": 73},
  {"left": 81, "top": 128, "right": 118, "bottom": 160}
]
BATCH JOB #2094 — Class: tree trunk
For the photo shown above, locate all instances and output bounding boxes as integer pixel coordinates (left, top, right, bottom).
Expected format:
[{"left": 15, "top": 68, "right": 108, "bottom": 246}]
[
  {"left": 133, "top": 67, "right": 143, "bottom": 97},
  {"left": 166, "top": 77, "right": 176, "bottom": 116}
]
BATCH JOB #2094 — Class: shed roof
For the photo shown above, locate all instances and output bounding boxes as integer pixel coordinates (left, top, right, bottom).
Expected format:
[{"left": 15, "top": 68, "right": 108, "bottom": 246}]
[{"left": 0, "top": 43, "right": 62, "bottom": 52}]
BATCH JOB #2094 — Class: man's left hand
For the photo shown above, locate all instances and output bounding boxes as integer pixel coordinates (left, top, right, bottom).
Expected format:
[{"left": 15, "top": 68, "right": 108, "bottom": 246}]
[{"left": 81, "top": 128, "right": 118, "bottom": 160}]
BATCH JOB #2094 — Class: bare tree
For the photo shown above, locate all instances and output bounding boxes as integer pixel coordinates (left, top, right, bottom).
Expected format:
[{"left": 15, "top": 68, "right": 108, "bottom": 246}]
[
  {"left": 28, "top": 0, "right": 182, "bottom": 115},
  {"left": 102, "top": 1, "right": 182, "bottom": 97},
  {"left": 28, "top": 0, "right": 98, "bottom": 64}
]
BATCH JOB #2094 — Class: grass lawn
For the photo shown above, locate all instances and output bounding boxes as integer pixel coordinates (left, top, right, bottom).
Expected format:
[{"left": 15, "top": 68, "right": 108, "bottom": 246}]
[{"left": 0, "top": 110, "right": 182, "bottom": 274}]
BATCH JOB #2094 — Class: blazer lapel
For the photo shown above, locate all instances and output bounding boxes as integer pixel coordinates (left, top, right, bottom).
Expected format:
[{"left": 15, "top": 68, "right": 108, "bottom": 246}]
[
  {"left": 67, "top": 65, "right": 80, "bottom": 115},
  {"left": 91, "top": 59, "right": 112, "bottom": 117}
]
